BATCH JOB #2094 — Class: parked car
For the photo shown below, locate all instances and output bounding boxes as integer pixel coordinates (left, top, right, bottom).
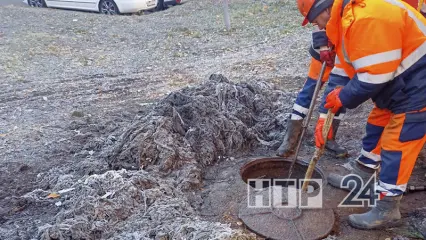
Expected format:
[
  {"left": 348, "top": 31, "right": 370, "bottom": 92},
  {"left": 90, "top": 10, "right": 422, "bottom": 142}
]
[
  {"left": 25, "top": 0, "right": 158, "bottom": 14},
  {"left": 155, "top": 0, "right": 180, "bottom": 11}
]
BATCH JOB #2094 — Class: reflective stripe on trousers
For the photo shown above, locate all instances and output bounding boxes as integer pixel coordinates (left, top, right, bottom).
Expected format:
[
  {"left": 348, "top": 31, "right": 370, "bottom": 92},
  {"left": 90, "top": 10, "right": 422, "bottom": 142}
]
[
  {"left": 362, "top": 107, "right": 426, "bottom": 196},
  {"left": 356, "top": 107, "right": 392, "bottom": 169}
]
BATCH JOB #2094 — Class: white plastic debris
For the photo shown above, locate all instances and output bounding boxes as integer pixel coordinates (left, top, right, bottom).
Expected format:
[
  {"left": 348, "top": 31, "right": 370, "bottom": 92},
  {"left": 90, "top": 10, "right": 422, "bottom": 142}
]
[
  {"left": 58, "top": 188, "right": 75, "bottom": 194},
  {"left": 100, "top": 191, "right": 114, "bottom": 199}
]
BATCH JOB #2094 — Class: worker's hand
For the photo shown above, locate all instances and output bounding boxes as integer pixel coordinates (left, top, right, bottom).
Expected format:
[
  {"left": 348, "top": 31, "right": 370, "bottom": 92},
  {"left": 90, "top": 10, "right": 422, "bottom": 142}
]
[
  {"left": 319, "top": 46, "right": 335, "bottom": 67},
  {"left": 324, "top": 88, "right": 343, "bottom": 113},
  {"left": 315, "top": 118, "right": 333, "bottom": 148}
]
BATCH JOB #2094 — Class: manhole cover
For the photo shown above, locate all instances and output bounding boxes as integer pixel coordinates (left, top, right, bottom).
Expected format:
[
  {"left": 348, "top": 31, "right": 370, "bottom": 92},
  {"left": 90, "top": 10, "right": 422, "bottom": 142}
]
[{"left": 238, "top": 157, "right": 335, "bottom": 240}]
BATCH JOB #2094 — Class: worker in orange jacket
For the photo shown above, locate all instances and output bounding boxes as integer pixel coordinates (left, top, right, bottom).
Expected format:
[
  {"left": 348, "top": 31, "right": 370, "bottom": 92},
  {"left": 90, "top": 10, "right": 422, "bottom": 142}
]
[
  {"left": 310, "top": 0, "right": 426, "bottom": 189},
  {"left": 277, "top": 26, "right": 348, "bottom": 158},
  {"left": 298, "top": 0, "right": 426, "bottom": 230}
]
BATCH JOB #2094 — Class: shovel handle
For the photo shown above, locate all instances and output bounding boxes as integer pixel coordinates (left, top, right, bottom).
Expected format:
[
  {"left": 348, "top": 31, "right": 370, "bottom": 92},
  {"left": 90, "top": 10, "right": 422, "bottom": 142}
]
[
  {"left": 285, "top": 62, "right": 327, "bottom": 184},
  {"left": 301, "top": 108, "right": 335, "bottom": 192}
]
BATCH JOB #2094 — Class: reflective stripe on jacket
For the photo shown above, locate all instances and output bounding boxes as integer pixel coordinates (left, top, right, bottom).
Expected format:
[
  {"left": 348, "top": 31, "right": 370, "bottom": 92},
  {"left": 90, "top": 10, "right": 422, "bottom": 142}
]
[{"left": 326, "top": 0, "right": 426, "bottom": 114}]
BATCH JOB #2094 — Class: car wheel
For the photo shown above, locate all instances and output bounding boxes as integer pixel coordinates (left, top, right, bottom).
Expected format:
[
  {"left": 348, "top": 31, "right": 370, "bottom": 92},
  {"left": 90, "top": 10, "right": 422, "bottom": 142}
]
[
  {"left": 99, "top": 0, "right": 120, "bottom": 15},
  {"left": 156, "top": 0, "right": 165, "bottom": 11},
  {"left": 28, "top": 0, "right": 46, "bottom": 7}
]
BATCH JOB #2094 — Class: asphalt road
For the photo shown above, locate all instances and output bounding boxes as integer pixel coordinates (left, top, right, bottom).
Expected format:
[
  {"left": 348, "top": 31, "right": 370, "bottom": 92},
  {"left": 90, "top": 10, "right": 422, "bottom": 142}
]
[{"left": 0, "top": 0, "right": 26, "bottom": 6}]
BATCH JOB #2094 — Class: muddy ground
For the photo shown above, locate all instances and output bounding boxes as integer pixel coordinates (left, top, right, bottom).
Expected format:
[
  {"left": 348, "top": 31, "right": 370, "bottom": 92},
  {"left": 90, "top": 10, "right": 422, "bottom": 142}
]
[{"left": 1, "top": 0, "right": 426, "bottom": 239}]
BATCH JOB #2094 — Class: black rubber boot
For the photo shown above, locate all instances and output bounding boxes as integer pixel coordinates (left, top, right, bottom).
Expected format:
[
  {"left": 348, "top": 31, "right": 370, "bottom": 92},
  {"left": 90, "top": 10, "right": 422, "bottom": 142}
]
[
  {"left": 325, "top": 119, "right": 348, "bottom": 158},
  {"left": 327, "top": 160, "right": 377, "bottom": 191},
  {"left": 348, "top": 195, "right": 402, "bottom": 230},
  {"left": 277, "top": 119, "right": 303, "bottom": 157}
]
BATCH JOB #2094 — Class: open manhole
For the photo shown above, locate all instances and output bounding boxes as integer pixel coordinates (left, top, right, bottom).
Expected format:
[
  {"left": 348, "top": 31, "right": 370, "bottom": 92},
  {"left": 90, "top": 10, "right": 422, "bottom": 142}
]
[{"left": 238, "top": 157, "right": 335, "bottom": 240}]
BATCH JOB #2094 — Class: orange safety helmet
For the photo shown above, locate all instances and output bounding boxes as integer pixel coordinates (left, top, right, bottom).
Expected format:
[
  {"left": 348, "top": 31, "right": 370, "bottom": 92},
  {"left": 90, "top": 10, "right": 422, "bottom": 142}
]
[
  {"left": 297, "top": 0, "right": 334, "bottom": 26},
  {"left": 297, "top": 0, "right": 316, "bottom": 26}
]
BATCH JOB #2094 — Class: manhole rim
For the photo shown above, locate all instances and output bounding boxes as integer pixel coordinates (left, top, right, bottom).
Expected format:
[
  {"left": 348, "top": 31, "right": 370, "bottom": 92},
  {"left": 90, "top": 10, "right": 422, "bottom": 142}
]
[
  {"left": 239, "top": 156, "right": 328, "bottom": 188},
  {"left": 238, "top": 157, "right": 335, "bottom": 240},
  {"left": 238, "top": 208, "right": 336, "bottom": 240}
]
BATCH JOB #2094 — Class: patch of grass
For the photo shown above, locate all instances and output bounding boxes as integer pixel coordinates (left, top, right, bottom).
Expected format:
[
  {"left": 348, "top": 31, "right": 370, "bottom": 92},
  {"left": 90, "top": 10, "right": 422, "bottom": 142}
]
[
  {"left": 167, "top": 73, "right": 195, "bottom": 88},
  {"left": 166, "top": 31, "right": 174, "bottom": 38},
  {"left": 78, "top": 56, "right": 91, "bottom": 66},
  {"left": 71, "top": 111, "right": 84, "bottom": 118},
  {"left": 231, "top": 2, "right": 271, "bottom": 19},
  {"left": 74, "top": 29, "right": 88, "bottom": 35},
  {"left": 44, "top": 44, "right": 73, "bottom": 57},
  {"left": 214, "top": 1, "right": 301, "bottom": 38},
  {"left": 15, "top": 75, "right": 25, "bottom": 82},
  {"left": 95, "top": 55, "right": 108, "bottom": 66},
  {"left": 191, "top": 31, "right": 202, "bottom": 38},
  {"left": 217, "top": 27, "right": 237, "bottom": 36},
  {"left": 46, "top": 45, "right": 61, "bottom": 56},
  {"left": 25, "top": 32, "right": 57, "bottom": 42},
  {"left": 174, "top": 27, "right": 202, "bottom": 38},
  {"left": 168, "top": 80, "right": 186, "bottom": 87},
  {"left": 280, "top": 29, "right": 291, "bottom": 35},
  {"left": 3, "top": 56, "right": 22, "bottom": 73},
  {"left": 172, "top": 51, "right": 184, "bottom": 58}
]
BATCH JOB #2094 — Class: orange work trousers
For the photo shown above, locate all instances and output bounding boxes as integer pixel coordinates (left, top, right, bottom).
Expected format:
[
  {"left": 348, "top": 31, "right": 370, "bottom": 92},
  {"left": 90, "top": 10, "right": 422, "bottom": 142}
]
[{"left": 357, "top": 106, "right": 426, "bottom": 196}]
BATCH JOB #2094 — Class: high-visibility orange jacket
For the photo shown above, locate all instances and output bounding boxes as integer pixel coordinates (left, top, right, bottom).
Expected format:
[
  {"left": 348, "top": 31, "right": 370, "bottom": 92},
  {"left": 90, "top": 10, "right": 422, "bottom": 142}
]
[{"left": 326, "top": 0, "right": 426, "bottom": 114}]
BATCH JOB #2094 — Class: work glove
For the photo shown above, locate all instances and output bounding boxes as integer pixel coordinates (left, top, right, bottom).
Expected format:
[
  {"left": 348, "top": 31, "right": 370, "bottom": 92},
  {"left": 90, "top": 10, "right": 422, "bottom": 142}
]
[
  {"left": 315, "top": 117, "right": 333, "bottom": 148},
  {"left": 324, "top": 88, "right": 343, "bottom": 114},
  {"left": 319, "top": 46, "right": 335, "bottom": 67}
]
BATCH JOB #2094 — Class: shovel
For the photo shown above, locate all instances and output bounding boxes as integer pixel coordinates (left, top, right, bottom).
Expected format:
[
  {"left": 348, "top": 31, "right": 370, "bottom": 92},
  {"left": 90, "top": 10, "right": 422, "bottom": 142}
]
[
  {"left": 302, "top": 108, "right": 335, "bottom": 192},
  {"left": 285, "top": 61, "right": 327, "bottom": 184}
]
